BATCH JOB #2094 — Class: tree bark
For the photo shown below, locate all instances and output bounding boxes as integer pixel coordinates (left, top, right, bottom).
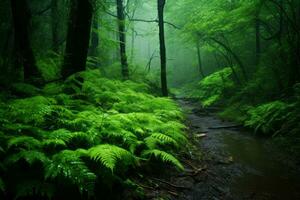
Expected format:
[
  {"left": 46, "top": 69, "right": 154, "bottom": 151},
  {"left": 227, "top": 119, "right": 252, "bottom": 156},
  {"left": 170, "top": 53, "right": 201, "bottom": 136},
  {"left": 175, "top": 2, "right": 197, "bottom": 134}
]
[
  {"left": 11, "top": 0, "right": 40, "bottom": 83},
  {"left": 88, "top": 12, "right": 101, "bottom": 68},
  {"left": 89, "top": 12, "right": 99, "bottom": 57},
  {"left": 158, "top": 0, "right": 168, "bottom": 96},
  {"left": 62, "top": 0, "right": 93, "bottom": 79},
  {"left": 116, "top": 0, "right": 129, "bottom": 79},
  {"left": 255, "top": 17, "right": 261, "bottom": 66},
  {"left": 51, "top": 0, "right": 59, "bottom": 53},
  {"left": 196, "top": 41, "right": 205, "bottom": 78}
]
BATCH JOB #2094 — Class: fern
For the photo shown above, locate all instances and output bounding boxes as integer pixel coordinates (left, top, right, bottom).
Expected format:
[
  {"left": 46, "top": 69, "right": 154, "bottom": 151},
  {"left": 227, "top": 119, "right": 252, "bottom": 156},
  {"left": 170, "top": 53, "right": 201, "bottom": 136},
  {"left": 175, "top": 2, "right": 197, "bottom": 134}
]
[
  {"left": 67, "top": 132, "right": 94, "bottom": 149},
  {"left": 47, "top": 129, "right": 73, "bottom": 142},
  {"left": 245, "top": 101, "right": 289, "bottom": 134},
  {"left": 88, "top": 144, "right": 136, "bottom": 172},
  {"left": 42, "top": 139, "right": 67, "bottom": 151},
  {"left": 146, "top": 133, "right": 179, "bottom": 148},
  {"left": 142, "top": 149, "right": 184, "bottom": 171},
  {"left": 0, "top": 69, "right": 187, "bottom": 199},
  {"left": 45, "top": 150, "right": 96, "bottom": 195},
  {"left": 7, "top": 136, "right": 42, "bottom": 150},
  {"left": 11, "top": 83, "right": 41, "bottom": 97},
  {"left": 5, "top": 150, "right": 49, "bottom": 166}
]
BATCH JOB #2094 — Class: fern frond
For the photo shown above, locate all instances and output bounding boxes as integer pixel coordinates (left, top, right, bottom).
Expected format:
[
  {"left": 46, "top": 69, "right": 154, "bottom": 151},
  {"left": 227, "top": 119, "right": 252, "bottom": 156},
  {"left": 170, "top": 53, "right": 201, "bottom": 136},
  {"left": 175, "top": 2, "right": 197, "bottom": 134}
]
[
  {"left": 5, "top": 150, "right": 49, "bottom": 166},
  {"left": 7, "top": 96, "right": 55, "bottom": 125},
  {"left": 88, "top": 144, "right": 135, "bottom": 172},
  {"left": 67, "top": 132, "right": 94, "bottom": 149},
  {"left": 7, "top": 136, "right": 41, "bottom": 150},
  {"left": 146, "top": 133, "right": 179, "bottom": 148},
  {"left": 45, "top": 150, "right": 96, "bottom": 195},
  {"left": 42, "top": 139, "right": 67, "bottom": 151},
  {"left": 47, "top": 129, "right": 73, "bottom": 142},
  {"left": 142, "top": 149, "right": 184, "bottom": 171}
]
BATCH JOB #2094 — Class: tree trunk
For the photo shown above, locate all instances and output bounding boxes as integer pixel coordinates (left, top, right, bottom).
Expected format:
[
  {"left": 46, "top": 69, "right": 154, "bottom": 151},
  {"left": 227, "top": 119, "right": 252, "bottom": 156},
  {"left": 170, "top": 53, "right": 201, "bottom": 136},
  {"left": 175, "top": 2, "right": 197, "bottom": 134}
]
[
  {"left": 89, "top": 12, "right": 99, "bottom": 57},
  {"left": 130, "top": 26, "right": 135, "bottom": 62},
  {"left": 51, "top": 0, "right": 59, "bottom": 53},
  {"left": 196, "top": 41, "right": 205, "bottom": 78},
  {"left": 217, "top": 49, "right": 241, "bottom": 85},
  {"left": 255, "top": 17, "right": 261, "bottom": 66},
  {"left": 88, "top": 12, "right": 100, "bottom": 68},
  {"left": 62, "top": 0, "right": 93, "bottom": 79},
  {"left": 211, "top": 37, "right": 248, "bottom": 82},
  {"left": 158, "top": 0, "right": 168, "bottom": 96},
  {"left": 11, "top": 0, "right": 40, "bottom": 83},
  {"left": 116, "top": 0, "right": 129, "bottom": 79}
]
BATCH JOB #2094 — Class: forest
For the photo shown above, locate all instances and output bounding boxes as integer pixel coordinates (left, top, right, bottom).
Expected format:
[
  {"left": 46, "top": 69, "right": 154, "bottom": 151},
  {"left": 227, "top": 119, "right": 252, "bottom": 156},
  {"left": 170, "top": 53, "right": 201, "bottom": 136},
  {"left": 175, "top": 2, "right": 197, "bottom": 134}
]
[{"left": 0, "top": 0, "right": 300, "bottom": 199}]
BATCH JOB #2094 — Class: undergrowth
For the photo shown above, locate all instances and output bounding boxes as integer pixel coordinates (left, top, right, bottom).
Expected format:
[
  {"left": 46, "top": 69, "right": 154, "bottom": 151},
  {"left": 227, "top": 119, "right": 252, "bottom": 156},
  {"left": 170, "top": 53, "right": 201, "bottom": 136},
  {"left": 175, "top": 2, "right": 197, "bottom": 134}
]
[
  {"left": 176, "top": 67, "right": 235, "bottom": 107},
  {"left": 177, "top": 67, "right": 300, "bottom": 156},
  {"left": 0, "top": 69, "right": 186, "bottom": 199}
]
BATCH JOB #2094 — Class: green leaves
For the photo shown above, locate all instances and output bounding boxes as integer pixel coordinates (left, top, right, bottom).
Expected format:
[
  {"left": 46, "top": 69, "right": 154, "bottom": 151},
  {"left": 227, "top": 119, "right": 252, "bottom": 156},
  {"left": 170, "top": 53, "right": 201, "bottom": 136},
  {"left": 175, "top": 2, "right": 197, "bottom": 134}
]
[
  {"left": 245, "top": 101, "right": 290, "bottom": 134},
  {"left": 5, "top": 150, "right": 49, "bottom": 166},
  {"left": 7, "top": 96, "right": 54, "bottom": 126},
  {"left": 45, "top": 150, "right": 96, "bottom": 195},
  {"left": 7, "top": 136, "right": 41, "bottom": 150},
  {"left": 0, "top": 69, "right": 186, "bottom": 198},
  {"left": 179, "top": 67, "right": 235, "bottom": 107},
  {"left": 88, "top": 144, "right": 135, "bottom": 172},
  {"left": 142, "top": 149, "right": 184, "bottom": 171}
]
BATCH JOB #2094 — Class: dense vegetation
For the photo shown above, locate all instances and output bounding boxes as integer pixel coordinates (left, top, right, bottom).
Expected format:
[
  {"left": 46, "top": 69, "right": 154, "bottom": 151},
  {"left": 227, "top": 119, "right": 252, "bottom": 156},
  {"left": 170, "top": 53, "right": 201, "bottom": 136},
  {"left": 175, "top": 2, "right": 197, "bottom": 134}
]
[
  {"left": 169, "top": 0, "right": 300, "bottom": 156},
  {"left": 0, "top": 0, "right": 299, "bottom": 199},
  {"left": 0, "top": 69, "right": 186, "bottom": 199}
]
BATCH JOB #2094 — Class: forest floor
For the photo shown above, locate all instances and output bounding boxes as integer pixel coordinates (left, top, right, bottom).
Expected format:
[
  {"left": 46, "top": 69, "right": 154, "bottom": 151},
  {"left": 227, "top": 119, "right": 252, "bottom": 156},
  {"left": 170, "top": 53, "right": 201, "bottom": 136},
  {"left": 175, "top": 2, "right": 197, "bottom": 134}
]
[{"left": 142, "top": 99, "right": 300, "bottom": 200}]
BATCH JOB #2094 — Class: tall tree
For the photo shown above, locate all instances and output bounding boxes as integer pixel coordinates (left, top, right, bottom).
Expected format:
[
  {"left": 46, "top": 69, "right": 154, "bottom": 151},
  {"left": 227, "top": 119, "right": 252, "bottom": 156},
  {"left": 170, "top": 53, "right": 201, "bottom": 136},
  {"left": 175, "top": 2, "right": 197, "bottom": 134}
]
[
  {"left": 11, "top": 0, "right": 40, "bottom": 83},
  {"left": 89, "top": 13, "right": 100, "bottom": 58},
  {"left": 51, "top": 0, "right": 59, "bottom": 53},
  {"left": 158, "top": 0, "right": 168, "bottom": 96},
  {"left": 116, "top": 0, "right": 129, "bottom": 79},
  {"left": 255, "top": 0, "right": 263, "bottom": 66},
  {"left": 196, "top": 41, "right": 205, "bottom": 78},
  {"left": 62, "top": 0, "right": 93, "bottom": 79}
]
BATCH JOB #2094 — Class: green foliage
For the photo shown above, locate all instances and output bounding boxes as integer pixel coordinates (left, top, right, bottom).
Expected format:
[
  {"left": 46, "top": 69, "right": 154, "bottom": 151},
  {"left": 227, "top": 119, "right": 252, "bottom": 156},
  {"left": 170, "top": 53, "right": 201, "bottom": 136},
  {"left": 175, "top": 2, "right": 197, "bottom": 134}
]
[
  {"left": 245, "top": 101, "right": 290, "bottom": 134},
  {"left": 0, "top": 69, "right": 186, "bottom": 199},
  {"left": 11, "top": 83, "right": 41, "bottom": 97},
  {"left": 7, "top": 136, "right": 42, "bottom": 150},
  {"left": 37, "top": 54, "right": 62, "bottom": 82},
  {"left": 45, "top": 150, "right": 96, "bottom": 195},
  {"left": 88, "top": 144, "right": 135, "bottom": 172},
  {"left": 5, "top": 150, "right": 49, "bottom": 166},
  {"left": 7, "top": 96, "right": 55, "bottom": 125},
  {"left": 179, "top": 67, "right": 235, "bottom": 107},
  {"left": 142, "top": 149, "right": 184, "bottom": 170}
]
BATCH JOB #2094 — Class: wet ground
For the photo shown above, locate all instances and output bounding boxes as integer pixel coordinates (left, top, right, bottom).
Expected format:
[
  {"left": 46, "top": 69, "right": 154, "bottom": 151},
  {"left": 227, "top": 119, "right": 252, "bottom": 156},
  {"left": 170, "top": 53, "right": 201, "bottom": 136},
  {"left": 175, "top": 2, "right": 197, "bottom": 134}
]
[
  {"left": 143, "top": 99, "right": 300, "bottom": 200},
  {"left": 175, "top": 99, "right": 300, "bottom": 200}
]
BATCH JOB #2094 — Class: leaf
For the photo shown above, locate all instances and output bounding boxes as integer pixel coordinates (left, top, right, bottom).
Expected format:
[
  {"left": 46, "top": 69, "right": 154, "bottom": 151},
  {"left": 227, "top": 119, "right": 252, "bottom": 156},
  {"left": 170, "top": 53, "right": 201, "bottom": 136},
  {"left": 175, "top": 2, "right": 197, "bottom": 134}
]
[
  {"left": 88, "top": 144, "right": 135, "bottom": 172},
  {"left": 142, "top": 149, "right": 184, "bottom": 171}
]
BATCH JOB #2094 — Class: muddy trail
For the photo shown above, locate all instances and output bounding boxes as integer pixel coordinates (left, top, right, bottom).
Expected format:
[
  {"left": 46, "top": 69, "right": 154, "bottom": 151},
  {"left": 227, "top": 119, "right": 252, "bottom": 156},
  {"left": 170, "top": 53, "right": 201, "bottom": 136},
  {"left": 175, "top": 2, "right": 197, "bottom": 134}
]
[{"left": 144, "top": 99, "right": 300, "bottom": 200}]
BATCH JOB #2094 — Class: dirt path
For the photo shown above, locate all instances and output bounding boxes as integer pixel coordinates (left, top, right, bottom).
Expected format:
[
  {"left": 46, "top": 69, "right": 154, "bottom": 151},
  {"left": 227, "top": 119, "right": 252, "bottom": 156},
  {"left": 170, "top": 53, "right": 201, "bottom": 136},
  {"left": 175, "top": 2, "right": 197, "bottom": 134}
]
[
  {"left": 143, "top": 99, "right": 300, "bottom": 200},
  {"left": 174, "top": 99, "right": 300, "bottom": 200}
]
